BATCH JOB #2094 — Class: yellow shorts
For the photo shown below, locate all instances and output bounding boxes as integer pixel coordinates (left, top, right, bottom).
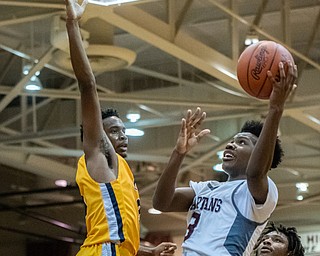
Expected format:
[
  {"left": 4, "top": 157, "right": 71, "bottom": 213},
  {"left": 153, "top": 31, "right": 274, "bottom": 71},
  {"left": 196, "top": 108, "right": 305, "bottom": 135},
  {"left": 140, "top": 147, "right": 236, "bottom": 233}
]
[{"left": 76, "top": 243, "right": 120, "bottom": 256}]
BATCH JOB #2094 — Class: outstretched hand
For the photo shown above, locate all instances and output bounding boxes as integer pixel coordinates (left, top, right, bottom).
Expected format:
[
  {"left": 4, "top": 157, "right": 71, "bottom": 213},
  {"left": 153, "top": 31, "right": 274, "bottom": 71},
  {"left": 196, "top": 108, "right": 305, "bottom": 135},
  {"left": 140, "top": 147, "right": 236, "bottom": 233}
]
[
  {"left": 175, "top": 107, "right": 211, "bottom": 154},
  {"left": 153, "top": 242, "right": 177, "bottom": 256},
  {"left": 267, "top": 61, "right": 298, "bottom": 110},
  {"left": 65, "top": 0, "right": 88, "bottom": 21}
]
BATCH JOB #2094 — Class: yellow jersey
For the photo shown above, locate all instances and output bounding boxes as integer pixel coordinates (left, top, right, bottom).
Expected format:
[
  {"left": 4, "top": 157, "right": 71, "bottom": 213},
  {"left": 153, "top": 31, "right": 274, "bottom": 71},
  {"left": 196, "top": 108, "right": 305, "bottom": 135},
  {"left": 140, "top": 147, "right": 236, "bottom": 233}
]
[{"left": 76, "top": 154, "right": 140, "bottom": 255}]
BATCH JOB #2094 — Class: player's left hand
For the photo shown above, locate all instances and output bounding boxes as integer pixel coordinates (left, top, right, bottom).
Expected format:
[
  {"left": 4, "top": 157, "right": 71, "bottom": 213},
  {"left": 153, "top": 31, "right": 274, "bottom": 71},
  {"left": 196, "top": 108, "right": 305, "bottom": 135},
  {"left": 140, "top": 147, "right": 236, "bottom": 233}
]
[
  {"left": 175, "top": 107, "right": 211, "bottom": 154},
  {"left": 267, "top": 60, "right": 298, "bottom": 110},
  {"left": 65, "top": 0, "right": 88, "bottom": 21},
  {"left": 153, "top": 242, "right": 177, "bottom": 256}
]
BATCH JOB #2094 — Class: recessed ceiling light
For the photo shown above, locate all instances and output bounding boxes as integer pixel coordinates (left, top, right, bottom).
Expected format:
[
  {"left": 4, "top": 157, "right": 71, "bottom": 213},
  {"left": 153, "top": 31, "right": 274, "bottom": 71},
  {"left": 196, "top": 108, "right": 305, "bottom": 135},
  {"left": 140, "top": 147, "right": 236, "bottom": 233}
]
[
  {"left": 296, "top": 182, "right": 309, "bottom": 192},
  {"left": 148, "top": 208, "right": 162, "bottom": 215},
  {"left": 125, "top": 128, "right": 144, "bottom": 137},
  {"left": 55, "top": 179, "right": 68, "bottom": 187},
  {"left": 88, "top": 0, "right": 142, "bottom": 7}
]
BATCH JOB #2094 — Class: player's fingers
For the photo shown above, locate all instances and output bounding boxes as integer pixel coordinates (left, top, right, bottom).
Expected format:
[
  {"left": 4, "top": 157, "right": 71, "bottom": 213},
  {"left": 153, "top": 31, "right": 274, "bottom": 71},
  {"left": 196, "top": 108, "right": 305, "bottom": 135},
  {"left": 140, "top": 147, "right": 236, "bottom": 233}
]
[
  {"left": 192, "top": 112, "right": 206, "bottom": 130},
  {"left": 190, "top": 107, "right": 206, "bottom": 126},
  {"left": 279, "top": 62, "right": 285, "bottom": 79},
  {"left": 196, "top": 129, "right": 211, "bottom": 141},
  {"left": 179, "top": 118, "right": 187, "bottom": 137},
  {"left": 267, "top": 70, "right": 276, "bottom": 85},
  {"left": 189, "top": 107, "right": 201, "bottom": 124},
  {"left": 82, "top": 0, "right": 89, "bottom": 8},
  {"left": 185, "top": 109, "right": 193, "bottom": 125}
]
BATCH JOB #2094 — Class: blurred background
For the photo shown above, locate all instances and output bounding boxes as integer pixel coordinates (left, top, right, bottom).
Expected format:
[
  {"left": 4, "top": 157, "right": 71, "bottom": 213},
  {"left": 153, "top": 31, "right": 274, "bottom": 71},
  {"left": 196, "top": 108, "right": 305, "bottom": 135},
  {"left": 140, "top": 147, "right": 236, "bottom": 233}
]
[{"left": 0, "top": 0, "right": 319, "bottom": 255}]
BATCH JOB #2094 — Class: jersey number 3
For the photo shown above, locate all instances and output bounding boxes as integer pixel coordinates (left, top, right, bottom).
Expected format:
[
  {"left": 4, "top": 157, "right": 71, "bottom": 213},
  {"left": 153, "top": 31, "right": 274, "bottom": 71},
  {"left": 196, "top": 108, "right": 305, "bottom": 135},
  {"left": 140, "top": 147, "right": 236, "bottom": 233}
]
[{"left": 184, "top": 212, "right": 200, "bottom": 241}]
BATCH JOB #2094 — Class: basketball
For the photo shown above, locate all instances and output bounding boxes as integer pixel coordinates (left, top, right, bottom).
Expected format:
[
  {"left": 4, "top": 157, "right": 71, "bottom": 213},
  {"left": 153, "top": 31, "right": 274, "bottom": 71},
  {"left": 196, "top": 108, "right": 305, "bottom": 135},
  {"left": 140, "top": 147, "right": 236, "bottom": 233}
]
[{"left": 237, "top": 40, "right": 294, "bottom": 99}]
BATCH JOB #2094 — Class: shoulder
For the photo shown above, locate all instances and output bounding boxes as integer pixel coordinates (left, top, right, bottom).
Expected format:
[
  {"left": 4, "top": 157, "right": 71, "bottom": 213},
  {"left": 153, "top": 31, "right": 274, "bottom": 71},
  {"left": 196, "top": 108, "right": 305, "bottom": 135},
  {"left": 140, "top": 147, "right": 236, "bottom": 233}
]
[{"left": 190, "top": 180, "right": 221, "bottom": 193}]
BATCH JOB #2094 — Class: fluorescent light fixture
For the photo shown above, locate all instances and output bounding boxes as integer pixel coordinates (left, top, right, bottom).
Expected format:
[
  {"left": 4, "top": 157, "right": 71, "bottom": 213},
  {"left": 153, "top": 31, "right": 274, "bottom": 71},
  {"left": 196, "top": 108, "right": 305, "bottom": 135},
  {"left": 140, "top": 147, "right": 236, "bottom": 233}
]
[
  {"left": 245, "top": 38, "right": 259, "bottom": 46},
  {"left": 214, "top": 65, "right": 238, "bottom": 80},
  {"left": 55, "top": 179, "right": 68, "bottom": 187},
  {"left": 306, "top": 114, "right": 320, "bottom": 125},
  {"left": 296, "top": 182, "right": 309, "bottom": 192},
  {"left": 213, "top": 163, "right": 224, "bottom": 172},
  {"left": 25, "top": 76, "right": 43, "bottom": 91},
  {"left": 148, "top": 208, "right": 162, "bottom": 215},
  {"left": 23, "top": 64, "right": 41, "bottom": 76},
  {"left": 296, "top": 195, "right": 304, "bottom": 201},
  {"left": 125, "top": 128, "right": 144, "bottom": 137},
  {"left": 126, "top": 110, "right": 141, "bottom": 122},
  {"left": 88, "top": 0, "right": 141, "bottom": 6},
  {"left": 23, "top": 64, "right": 32, "bottom": 75},
  {"left": 244, "top": 31, "right": 259, "bottom": 46}
]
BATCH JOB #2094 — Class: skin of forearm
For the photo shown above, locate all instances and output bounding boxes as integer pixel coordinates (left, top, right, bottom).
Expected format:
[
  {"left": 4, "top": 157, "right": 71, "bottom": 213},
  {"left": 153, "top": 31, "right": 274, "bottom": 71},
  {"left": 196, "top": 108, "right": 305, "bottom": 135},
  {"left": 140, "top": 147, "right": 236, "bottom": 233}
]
[
  {"left": 137, "top": 245, "right": 154, "bottom": 256},
  {"left": 247, "top": 107, "right": 283, "bottom": 178},
  {"left": 66, "top": 19, "right": 95, "bottom": 86}
]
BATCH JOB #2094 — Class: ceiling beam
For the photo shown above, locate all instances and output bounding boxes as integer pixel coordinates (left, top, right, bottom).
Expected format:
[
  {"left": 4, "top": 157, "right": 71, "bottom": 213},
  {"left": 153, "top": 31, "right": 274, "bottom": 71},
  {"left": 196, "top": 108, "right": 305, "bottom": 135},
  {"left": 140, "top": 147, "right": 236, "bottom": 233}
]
[
  {"left": 0, "top": 46, "right": 55, "bottom": 113},
  {"left": 85, "top": 4, "right": 239, "bottom": 89},
  {"left": 286, "top": 109, "right": 320, "bottom": 132},
  {"left": 0, "top": 1, "right": 65, "bottom": 9},
  {"left": 0, "top": 11, "right": 64, "bottom": 27},
  {"left": 0, "top": 84, "right": 257, "bottom": 109}
]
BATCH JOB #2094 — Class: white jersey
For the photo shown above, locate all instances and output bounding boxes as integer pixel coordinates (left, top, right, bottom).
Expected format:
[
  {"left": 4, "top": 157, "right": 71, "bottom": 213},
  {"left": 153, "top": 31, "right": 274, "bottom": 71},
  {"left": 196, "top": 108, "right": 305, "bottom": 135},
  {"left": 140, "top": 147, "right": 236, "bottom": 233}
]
[{"left": 182, "top": 178, "right": 278, "bottom": 256}]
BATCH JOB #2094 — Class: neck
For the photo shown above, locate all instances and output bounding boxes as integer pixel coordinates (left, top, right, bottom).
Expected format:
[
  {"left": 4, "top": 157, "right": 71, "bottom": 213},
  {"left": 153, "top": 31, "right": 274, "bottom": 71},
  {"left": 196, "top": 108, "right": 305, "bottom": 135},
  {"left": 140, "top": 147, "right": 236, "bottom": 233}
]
[{"left": 228, "top": 174, "right": 247, "bottom": 181}]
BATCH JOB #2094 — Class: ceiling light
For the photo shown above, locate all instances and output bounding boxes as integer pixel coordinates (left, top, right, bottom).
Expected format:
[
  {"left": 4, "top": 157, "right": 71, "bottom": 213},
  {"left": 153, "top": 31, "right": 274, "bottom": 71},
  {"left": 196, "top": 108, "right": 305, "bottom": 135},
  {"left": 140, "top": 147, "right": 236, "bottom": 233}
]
[
  {"left": 55, "top": 179, "right": 68, "bottom": 187},
  {"left": 306, "top": 114, "right": 320, "bottom": 125},
  {"left": 148, "top": 208, "right": 162, "bottom": 215},
  {"left": 125, "top": 128, "right": 144, "bottom": 137},
  {"left": 244, "top": 31, "right": 259, "bottom": 46},
  {"left": 126, "top": 110, "right": 141, "bottom": 122},
  {"left": 88, "top": 0, "right": 142, "bottom": 6},
  {"left": 296, "top": 195, "right": 304, "bottom": 201},
  {"left": 23, "top": 64, "right": 32, "bottom": 75},
  {"left": 296, "top": 182, "right": 309, "bottom": 192},
  {"left": 25, "top": 76, "right": 43, "bottom": 91}
]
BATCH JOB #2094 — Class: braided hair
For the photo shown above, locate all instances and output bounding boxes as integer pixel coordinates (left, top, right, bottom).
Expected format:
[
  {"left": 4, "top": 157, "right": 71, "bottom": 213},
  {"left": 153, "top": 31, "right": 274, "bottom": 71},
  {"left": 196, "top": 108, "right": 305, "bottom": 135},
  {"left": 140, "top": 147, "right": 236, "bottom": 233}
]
[{"left": 253, "top": 221, "right": 305, "bottom": 256}]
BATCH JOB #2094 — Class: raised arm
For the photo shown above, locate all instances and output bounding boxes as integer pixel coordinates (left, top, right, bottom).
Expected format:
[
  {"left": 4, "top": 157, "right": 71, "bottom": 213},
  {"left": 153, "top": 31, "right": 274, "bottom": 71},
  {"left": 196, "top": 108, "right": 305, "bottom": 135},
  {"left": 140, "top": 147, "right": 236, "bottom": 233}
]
[
  {"left": 65, "top": 0, "right": 117, "bottom": 182},
  {"left": 246, "top": 61, "right": 297, "bottom": 203},
  {"left": 153, "top": 108, "right": 211, "bottom": 212}
]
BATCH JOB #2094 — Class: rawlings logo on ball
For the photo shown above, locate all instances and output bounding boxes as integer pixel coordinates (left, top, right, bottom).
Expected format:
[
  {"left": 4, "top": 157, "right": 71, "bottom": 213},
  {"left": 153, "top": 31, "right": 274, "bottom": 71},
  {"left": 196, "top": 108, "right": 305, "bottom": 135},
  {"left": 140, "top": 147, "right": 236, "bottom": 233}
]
[{"left": 251, "top": 46, "right": 269, "bottom": 80}]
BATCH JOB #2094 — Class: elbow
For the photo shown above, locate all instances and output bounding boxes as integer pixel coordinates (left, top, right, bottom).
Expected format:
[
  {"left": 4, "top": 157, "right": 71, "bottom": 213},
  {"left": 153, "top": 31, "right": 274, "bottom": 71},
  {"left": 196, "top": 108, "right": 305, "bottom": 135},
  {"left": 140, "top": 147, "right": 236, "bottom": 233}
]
[
  {"left": 78, "top": 76, "right": 96, "bottom": 91},
  {"left": 152, "top": 197, "right": 169, "bottom": 212}
]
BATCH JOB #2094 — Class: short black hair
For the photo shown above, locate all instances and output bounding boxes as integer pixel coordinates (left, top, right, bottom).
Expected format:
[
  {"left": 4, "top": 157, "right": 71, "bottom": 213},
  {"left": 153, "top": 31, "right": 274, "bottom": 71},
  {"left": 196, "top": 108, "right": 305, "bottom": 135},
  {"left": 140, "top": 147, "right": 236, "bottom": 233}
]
[
  {"left": 101, "top": 108, "right": 120, "bottom": 120},
  {"left": 80, "top": 108, "right": 120, "bottom": 142},
  {"left": 240, "top": 120, "right": 283, "bottom": 168},
  {"left": 253, "top": 221, "right": 305, "bottom": 256}
]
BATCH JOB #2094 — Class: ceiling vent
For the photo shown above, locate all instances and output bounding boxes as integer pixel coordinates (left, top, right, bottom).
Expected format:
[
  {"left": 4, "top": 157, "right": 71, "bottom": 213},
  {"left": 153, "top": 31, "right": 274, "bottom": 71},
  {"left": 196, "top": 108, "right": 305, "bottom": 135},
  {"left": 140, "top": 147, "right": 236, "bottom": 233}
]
[
  {"left": 50, "top": 16, "right": 136, "bottom": 72},
  {"left": 52, "top": 45, "right": 136, "bottom": 72}
]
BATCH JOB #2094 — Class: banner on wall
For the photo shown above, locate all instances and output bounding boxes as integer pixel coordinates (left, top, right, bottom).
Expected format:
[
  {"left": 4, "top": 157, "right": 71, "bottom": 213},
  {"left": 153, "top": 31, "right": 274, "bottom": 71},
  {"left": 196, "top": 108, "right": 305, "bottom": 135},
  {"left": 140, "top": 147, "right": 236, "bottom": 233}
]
[{"left": 301, "top": 232, "right": 320, "bottom": 255}]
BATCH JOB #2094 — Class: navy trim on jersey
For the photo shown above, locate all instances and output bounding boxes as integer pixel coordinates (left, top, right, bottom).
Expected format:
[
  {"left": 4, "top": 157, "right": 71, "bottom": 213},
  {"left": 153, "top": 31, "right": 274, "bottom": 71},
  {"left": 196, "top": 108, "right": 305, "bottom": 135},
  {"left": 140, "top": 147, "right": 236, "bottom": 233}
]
[
  {"left": 207, "top": 182, "right": 219, "bottom": 191},
  {"left": 105, "top": 183, "right": 125, "bottom": 243},
  {"left": 111, "top": 243, "right": 116, "bottom": 256}
]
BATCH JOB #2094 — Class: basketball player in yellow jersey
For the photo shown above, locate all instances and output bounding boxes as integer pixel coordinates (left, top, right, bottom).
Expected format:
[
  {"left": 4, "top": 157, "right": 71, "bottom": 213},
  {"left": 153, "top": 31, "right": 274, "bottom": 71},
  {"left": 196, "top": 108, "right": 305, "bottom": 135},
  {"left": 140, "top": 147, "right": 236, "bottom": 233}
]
[{"left": 65, "top": 0, "right": 177, "bottom": 255}]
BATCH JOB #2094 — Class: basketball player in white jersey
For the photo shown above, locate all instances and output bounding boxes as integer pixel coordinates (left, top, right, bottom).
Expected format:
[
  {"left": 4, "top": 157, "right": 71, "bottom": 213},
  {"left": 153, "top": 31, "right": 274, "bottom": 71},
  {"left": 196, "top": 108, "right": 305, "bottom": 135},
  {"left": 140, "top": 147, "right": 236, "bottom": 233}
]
[{"left": 153, "top": 61, "right": 297, "bottom": 255}]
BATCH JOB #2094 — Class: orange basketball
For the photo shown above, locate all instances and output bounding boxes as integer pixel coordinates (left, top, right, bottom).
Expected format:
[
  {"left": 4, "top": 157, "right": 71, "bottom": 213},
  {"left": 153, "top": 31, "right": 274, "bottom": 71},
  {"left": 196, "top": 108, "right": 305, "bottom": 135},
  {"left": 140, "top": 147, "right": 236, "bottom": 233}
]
[{"left": 237, "top": 40, "right": 294, "bottom": 99}]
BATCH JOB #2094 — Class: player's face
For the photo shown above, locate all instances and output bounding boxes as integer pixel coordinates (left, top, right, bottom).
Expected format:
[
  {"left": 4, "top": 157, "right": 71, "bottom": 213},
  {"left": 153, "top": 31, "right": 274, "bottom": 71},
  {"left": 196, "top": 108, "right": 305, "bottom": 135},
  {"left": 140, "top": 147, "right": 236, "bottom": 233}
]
[
  {"left": 256, "top": 231, "right": 290, "bottom": 256},
  {"left": 222, "top": 132, "right": 257, "bottom": 177},
  {"left": 103, "top": 116, "right": 128, "bottom": 158}
]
